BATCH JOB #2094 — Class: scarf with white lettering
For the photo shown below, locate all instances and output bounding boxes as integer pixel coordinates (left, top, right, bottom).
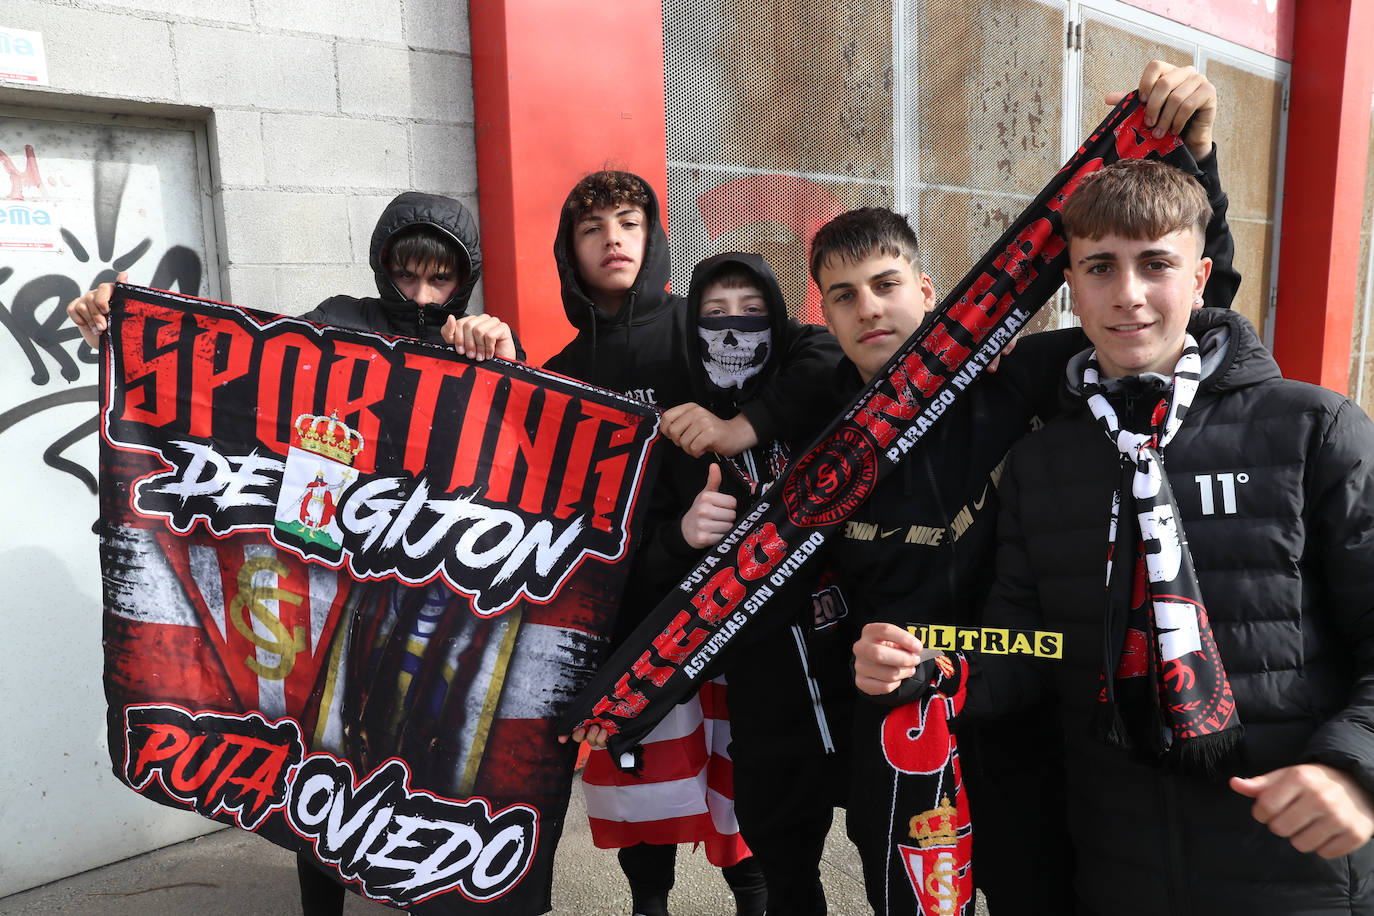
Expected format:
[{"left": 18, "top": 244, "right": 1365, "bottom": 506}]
[{"left": 1084, "top": 337, "right": 1243, "bottom": 777}]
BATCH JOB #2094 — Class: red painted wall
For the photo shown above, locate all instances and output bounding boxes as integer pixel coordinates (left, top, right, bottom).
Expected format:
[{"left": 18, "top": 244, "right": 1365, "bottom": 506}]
[
  {"left": 468, "top": 0, "right": 669, "bottom": 366},
  {"left": 1272, "top": 0, "right": 1374, "bottom": 390}
]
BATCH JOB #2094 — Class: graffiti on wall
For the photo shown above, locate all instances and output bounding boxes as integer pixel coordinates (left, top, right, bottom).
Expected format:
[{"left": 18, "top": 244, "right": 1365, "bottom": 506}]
[{"left": 0, "top": 120, "right": 208, "bottom": 496}]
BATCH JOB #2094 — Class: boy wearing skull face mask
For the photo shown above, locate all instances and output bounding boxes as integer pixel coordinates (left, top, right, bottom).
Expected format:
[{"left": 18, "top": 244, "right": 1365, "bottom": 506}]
[{"left": 625, "top": 252, "right": 856, "bottom": 916}]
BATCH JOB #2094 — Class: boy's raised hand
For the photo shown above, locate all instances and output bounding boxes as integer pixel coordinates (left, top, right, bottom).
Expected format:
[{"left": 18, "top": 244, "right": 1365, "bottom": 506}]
[
  {"left": 1231, "top": 764, "right": 1374, "bottom": 859},
  {"left": 67, "top": 270, "right": 128, "bottom": 348},
  {"left": 680, "top": 463, "right": 737, "bottom": 549},
  {"left": 661, "top": 402, "right": 759, "bottom": 457},
  {"left": 442, "top": 314, "right": 517, "bottom": 362},
  {"left": 1107, "top": 60, "right": 1218, "bottom": 161}
]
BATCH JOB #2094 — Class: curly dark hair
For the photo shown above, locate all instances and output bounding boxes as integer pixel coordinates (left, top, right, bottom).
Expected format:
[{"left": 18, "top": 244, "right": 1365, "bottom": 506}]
[{"left": 564, "top": 170, "right": 652, "bottom": 222}]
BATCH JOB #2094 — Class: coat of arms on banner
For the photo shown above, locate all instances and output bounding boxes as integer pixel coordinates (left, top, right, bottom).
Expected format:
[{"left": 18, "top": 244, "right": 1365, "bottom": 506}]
[
  {"left": 273, "top": 411, "right": 364, "bottom": 559},
  {"left": 98, "top": 284, "right": 660, "bottom": 914}
]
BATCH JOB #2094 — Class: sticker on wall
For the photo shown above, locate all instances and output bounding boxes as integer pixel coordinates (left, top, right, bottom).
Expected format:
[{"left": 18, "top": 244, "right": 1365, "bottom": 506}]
[
  {"left": 0, "top": 28, "right": 48, "bottom": 85},
  {"left": 0, "top": 200, "right": 59, "bottom": 250}
]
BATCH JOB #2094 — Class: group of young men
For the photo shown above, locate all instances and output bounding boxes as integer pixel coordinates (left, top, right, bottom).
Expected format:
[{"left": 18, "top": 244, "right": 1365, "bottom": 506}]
[{"left": 68, "top": 58, "right": 1374, "bottom": 916}]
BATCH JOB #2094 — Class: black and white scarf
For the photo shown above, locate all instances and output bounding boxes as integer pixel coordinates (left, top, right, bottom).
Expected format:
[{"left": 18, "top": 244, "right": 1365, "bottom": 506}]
[{"left": 1084, "top": 336, "right": 1243, "bottom": 777}]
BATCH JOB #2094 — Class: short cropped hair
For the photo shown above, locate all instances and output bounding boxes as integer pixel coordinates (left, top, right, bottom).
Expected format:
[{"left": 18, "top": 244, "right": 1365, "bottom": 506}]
[
  {"left": 1061, "top": 159, "right": 1211, "bottom": 245},
  {"left": 565, "top": 170, "right": 652, "bottom": 223},
  {"left": 809, "top": 207, "right": 921, "bottom": 287},
  {"left": 703, "top": 264, "right": 764, "bottom": 294},
  {"left": 386, "top": 225, "right": 469, "bottom": 281}
]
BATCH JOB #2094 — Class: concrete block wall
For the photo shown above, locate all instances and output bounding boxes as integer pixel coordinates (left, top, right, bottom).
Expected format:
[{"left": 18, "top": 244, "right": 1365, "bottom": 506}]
[{"left": 0, "top": 0, "right": 482, "bottom": 315}]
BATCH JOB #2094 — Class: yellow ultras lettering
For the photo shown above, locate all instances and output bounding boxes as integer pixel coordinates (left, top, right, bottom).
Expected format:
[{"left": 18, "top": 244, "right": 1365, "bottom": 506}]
[
  {"left": 901, "top": 624, "right": 1066, "bottom": 660},
  {"left": 926, "top": 625, "right": 957, "bottom": 651},
  {"left": 980, "top": 628, "right": 1009, "bottom": 654},
  {"left": 1035, "top": 630, "right": 1064, "bottom": 659}
]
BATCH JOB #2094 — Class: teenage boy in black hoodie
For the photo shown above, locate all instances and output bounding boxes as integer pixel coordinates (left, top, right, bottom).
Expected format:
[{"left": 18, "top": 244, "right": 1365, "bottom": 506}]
[
  {"left": 66, "top": 191, "right": 518, "bottom": 359},
  {"left": 67, "top": 191, "right": 519, "bottom": 916},
  {"left": 667, "top": 253, "right": 856, "bottom": 916},
  {"left": 574, "top": 251, "right": 851, "bottom": 916},
  {"left": 547, "top": 171, "right": 841, "bottom": 916}
]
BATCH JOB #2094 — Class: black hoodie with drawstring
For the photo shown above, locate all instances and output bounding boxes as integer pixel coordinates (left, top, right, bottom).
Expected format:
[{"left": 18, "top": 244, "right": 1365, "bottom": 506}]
[
  {"left": 304, "top": 191, "right": 523, "bottom": 357},
  {"left": 614, "top": 252, "right": 850, "bottom": 916}
]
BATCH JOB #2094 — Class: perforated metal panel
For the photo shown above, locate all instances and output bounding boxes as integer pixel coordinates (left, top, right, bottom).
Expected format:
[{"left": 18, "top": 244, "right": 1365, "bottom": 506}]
[
  {"left": 904, "top": 0, "right": 1067, "bottom": 333},
  {"left": 663, "top": 0, "right": 1070, "bottom": 327},
  {"left": 663, "top": 0, "right": 895, "bottom": 322},
  {"left": 663, "top": 0, "right": 1288, "bottom": 339}
]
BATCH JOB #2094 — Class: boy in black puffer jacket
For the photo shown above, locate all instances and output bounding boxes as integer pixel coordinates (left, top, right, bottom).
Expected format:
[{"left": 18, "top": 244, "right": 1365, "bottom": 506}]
[{"left": 863, "top": 159, "right": 1374, "bottom": 915}]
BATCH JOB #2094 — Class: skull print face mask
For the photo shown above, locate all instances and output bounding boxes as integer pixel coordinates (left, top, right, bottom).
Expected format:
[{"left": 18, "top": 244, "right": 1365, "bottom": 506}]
[{"left": 697, "top": 315, "right": 771, "bottom": 391}]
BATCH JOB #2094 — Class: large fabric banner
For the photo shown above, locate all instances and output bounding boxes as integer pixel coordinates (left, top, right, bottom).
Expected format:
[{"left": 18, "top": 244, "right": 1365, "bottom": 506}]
[
  {"left": 560, "top": 93, "right": 1195, "bottom": 759},
  {"left": 98, "top": 285, "right": 659, "bottom": 913}
]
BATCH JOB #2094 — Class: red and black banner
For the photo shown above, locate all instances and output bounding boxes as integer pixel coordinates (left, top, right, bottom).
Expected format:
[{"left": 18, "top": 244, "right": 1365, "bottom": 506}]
[
  {"left": 560, "top": 93, "right": 1193, "bottom": 757},
  {"left": 99, "top": 285, "right": 659, "bottom": 913}
]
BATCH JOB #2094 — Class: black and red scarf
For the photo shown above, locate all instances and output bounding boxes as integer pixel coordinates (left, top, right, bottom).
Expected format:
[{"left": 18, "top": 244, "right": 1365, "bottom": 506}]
[
  {"left": 560, "top": 93, "right": 1200, "bottom": 758},
  {"left": 1084, "top": 338, "right": 1244, "bottom": 776}
]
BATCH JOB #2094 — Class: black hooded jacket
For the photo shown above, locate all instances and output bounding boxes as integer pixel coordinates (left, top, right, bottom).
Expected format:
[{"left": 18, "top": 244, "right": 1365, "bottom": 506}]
[
  {"left": 542, "top": 184, "right": 840, "bottom": 446},
  {"left": 601, "top": 251, "right": 841, "bottom": 642},
  {"left": 304, "top": 192, "right": 522, "bottom": 354},
  {"left": 621, "top": 252, "right": 852, "bottom": 764},
  {"left": 971, "top": 308, "right": 1374, "bottom": 914},
  {"left": 635, "top": 252, "right": 842, "bottom": 575}
]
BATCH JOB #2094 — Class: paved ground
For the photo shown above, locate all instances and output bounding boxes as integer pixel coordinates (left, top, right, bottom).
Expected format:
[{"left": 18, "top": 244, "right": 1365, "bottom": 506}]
[{"left": 0, "top": 778, "right": 889, "bottom": 915}]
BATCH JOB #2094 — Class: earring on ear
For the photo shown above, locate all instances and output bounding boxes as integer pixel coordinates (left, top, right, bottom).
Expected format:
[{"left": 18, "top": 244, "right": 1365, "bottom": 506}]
[{"left": 1194, "top": 296, "right": 1204, "bottom": 306}]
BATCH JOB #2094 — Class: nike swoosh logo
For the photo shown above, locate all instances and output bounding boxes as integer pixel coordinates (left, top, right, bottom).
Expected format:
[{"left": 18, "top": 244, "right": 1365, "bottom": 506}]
[
  {"left": 972, "top": 484, "right": 991, "bottom": 512},
  {"left": 881, "top": 528, "right": 903, "bottom": 538}
]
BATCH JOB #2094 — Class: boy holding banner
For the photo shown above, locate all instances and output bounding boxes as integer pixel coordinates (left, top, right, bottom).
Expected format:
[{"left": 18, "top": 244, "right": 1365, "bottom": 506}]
[
  {"left": 68, "top": 192, "right": 522, "bottom": 916},
  {"left": 66, "top": 190, "right": 517, "bottom": 358}
]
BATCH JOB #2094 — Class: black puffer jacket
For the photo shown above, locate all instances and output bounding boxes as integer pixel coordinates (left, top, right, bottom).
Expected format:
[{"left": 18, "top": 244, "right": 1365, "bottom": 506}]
[
  {"left": 975, "top": 307, "right": 1374, "bottom": 914},
  {"left": 542, "top": 184, "right": 839, "bottom": 446},
  {"left": 304, "top": 192, "right": 497, "bottom": 347}
]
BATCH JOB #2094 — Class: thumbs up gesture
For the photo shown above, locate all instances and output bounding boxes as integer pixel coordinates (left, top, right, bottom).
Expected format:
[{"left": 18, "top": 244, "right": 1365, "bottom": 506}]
[{"left": 680, "top": 463, "right": 738, "bottom": 549}]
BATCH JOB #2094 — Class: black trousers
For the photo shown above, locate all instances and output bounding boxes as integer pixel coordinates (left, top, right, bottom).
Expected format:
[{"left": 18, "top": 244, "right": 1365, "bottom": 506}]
[
  {"left": 732, "top": 753, "right": 841, "bottom": 916},
  {"left": 296, "top": 850, "right": 345, "bottom": 916}
]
